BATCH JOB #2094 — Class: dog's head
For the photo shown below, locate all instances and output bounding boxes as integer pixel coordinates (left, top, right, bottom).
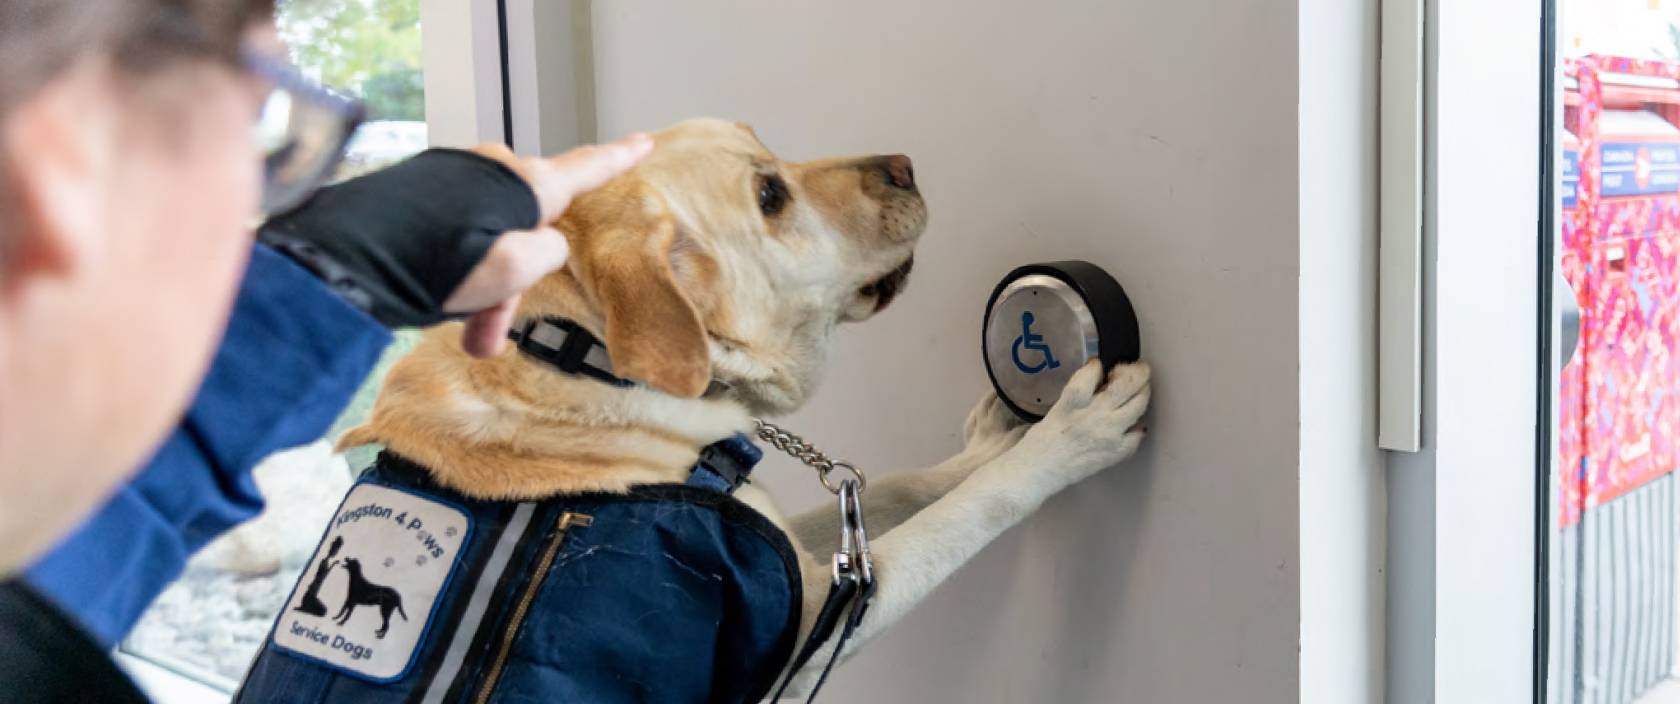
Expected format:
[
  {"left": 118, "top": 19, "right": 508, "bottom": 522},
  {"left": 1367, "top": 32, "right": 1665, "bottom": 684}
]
[{"left": 537, "top": 118, "right": 927, "bottom": 414}]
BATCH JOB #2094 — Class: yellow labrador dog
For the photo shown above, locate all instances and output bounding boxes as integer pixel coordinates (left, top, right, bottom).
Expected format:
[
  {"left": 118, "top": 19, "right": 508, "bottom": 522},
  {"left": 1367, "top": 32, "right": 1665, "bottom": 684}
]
[{"left": 339, "top": 119, "right": 1151, "bottom": 696}]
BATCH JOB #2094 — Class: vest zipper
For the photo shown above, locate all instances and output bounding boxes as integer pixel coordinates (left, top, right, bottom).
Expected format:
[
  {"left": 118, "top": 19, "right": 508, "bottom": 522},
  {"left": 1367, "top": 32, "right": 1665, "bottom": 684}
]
[{"left": 473, "top": 511, "right": 593, "bottom": 704}]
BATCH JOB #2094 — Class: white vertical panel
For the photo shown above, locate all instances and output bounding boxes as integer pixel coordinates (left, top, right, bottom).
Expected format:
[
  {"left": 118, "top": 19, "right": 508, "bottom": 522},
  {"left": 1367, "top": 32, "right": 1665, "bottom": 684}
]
[
  {"left": 1430, "top": 0, "right": 1542, "bottom": 697},
  {"left": 418, "top": 0, "right": 505, "bottom": 148},
  {"left": 1299, "top": 0, "right": 1386, "bottom": 700}
]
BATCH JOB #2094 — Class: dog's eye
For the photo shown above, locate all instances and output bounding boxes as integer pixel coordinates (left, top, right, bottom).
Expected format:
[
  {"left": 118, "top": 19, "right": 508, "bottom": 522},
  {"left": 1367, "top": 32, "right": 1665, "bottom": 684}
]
[{"left": 758, "top": 174, "right": 789, "bottom": 216}]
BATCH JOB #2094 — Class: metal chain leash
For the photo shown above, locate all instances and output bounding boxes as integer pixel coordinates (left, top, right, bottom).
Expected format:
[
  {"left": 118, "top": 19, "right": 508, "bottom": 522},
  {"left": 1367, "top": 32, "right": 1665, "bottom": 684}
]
[
  {"left": 763, "top": 424, "right": 875, "bottom": 704},
  {"left": 753, "top": 418, "right": 867, "bottom": 494}
]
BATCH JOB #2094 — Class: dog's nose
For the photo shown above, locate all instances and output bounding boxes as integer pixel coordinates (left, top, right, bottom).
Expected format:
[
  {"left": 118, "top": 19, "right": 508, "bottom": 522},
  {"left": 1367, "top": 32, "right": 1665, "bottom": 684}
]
[{"left": 883, "top": 154, "right": 916, "bottom": 190}]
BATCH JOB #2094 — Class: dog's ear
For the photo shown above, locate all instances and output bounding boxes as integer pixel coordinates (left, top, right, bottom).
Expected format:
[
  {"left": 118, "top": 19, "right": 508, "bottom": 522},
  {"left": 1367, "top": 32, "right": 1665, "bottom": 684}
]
[{"left": 565, "top": 194, "right": 711, "bottom": 399}]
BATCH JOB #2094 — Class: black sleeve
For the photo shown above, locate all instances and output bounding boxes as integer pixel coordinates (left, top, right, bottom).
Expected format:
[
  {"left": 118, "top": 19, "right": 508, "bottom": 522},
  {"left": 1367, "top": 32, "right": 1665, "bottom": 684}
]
[
  {"left": 258, "top": 148, "right": 542, "bottom": 329},
  {"left": 0, "top": 579, "right": 150, "bottom": 703}
]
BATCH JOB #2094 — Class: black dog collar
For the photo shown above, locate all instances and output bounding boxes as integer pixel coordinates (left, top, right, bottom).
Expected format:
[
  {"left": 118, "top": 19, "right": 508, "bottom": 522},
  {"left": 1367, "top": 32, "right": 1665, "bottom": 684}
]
[
  {"left": 507, "top": 317, "right": 634, "bottom": 388},
  {"left": 507, "top": 317, "right": 759, "bottom": 492}
]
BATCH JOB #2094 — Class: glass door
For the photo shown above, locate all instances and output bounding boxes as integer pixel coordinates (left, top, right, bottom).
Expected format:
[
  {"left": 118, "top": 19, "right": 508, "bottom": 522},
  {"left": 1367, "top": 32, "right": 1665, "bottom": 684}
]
[{"left": 1549, "top": 2, "right": 1680, "bottom": 702}]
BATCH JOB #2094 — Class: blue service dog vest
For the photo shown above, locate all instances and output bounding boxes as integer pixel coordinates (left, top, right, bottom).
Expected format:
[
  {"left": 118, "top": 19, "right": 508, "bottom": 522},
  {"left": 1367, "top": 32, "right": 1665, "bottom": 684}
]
[{"left": 234, "top": 437, "right": 801, "bottom": 704}]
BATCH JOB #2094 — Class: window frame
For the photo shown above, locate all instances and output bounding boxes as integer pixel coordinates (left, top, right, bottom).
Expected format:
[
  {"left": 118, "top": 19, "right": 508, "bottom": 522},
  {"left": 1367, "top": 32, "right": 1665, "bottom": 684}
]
[{"left": 1383, "top": 0, "right": 1548, "bottom": 701}]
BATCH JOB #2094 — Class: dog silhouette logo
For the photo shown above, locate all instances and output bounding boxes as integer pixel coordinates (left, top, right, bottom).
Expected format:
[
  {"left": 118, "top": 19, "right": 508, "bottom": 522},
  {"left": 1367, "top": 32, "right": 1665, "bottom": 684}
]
[
  {"left": 332, "top": 557, "right": 409, "bottom": 639},
  {"left": 272, "top": 483, "right": 472, "bottom": 679}
]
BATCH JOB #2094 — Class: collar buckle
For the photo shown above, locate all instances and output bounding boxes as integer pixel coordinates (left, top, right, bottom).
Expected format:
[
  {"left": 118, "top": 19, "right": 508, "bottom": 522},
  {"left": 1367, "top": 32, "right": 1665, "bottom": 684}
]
[{"left": 508, "top": 317, "right": 633, "bottom": 388}]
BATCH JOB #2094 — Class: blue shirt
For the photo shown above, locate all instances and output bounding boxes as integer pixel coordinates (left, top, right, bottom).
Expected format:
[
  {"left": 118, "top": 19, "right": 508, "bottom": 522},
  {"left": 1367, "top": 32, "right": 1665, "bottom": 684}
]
[{"left": 26, "top": 244, "right": 392, "bottom": 645}]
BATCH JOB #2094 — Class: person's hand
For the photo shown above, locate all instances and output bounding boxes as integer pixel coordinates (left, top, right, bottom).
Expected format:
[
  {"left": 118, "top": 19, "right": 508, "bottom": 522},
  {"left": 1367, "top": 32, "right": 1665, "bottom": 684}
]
[
  {"left": 444, "top": 134, "right": 653, "bottom": 356},
  {"left": 257, "top": 133, "right": 653, "bottom": 356}
]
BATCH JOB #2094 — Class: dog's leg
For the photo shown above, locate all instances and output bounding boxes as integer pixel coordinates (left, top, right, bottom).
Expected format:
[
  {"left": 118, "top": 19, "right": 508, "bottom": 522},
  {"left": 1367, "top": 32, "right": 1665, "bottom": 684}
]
[
  {"left": 780, "top": 361, "right": 1150, "bottom": 695},
  {"left": 783, "top": 391, "right": 1029, "bottom": 549}
]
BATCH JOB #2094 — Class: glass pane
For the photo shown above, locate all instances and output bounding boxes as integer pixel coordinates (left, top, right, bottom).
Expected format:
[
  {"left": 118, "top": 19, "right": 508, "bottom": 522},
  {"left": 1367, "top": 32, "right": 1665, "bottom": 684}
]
[
  {"left": 1551, "top": 2, "right": 1680, "bottom": 702},
  {"left": 281, "top": 0, "right": 429, "bottom": 179},
  {"left": 117, "top": 1, "right": 427, "bottom": 690}
]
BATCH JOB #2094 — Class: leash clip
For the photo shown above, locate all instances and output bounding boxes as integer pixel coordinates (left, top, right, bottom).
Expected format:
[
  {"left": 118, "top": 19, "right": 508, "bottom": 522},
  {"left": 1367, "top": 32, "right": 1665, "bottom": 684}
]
[
  {"left": 774, "top": 478, "right": 877, "bottom": 704},
  {"left": 829, "top": 480, "right": 873, "bottom": 586},
  {"left": 840, "top": 480, "right": 873, "bottom": 587},
  {"left": 830, "top": 480, "right": 862, "bottom": 586}
]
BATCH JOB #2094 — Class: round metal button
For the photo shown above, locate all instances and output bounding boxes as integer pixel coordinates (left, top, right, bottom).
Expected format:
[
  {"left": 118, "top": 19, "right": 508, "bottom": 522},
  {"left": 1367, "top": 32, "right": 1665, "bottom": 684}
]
[
  {"left": 983, "top": 276, "right": 1099, "bottom": 418},
  {"left": 982, "top": 261, "right": 1140, "bottom": 422}
]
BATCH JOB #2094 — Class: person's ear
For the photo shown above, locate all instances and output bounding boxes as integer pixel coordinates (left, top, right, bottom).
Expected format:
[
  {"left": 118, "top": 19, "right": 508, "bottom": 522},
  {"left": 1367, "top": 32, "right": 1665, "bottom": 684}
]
[{"left": 1, "top": 57, "right": 117, "bottom": 283}]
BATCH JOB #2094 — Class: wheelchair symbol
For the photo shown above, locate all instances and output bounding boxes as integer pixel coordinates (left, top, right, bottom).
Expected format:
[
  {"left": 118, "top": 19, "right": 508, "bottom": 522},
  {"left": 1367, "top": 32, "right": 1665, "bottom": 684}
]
[{"left": 1011, "top": 311, "right": 1061, "bottom": 374}]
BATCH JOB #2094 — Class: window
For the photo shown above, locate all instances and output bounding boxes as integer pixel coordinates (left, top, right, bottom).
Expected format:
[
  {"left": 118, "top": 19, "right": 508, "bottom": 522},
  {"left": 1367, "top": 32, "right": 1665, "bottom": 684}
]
[
  {"left": 1547, "top": 1, "right": 1680, "bottom": 702},
  {"left": 280, "top": 0, "right": 429, "bottom": 177}
]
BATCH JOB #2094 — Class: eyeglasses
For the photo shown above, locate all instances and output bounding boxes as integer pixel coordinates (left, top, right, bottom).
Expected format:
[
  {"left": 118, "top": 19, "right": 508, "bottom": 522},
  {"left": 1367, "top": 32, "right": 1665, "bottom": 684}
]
[{"left": 243, "top": 51, "right": 366, "bottom": 217}]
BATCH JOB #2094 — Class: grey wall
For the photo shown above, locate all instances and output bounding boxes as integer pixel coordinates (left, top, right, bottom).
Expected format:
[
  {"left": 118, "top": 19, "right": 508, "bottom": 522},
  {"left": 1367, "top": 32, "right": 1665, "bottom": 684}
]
[{"left": 590, "top": 3, "right": 1304, "bottom": 701}]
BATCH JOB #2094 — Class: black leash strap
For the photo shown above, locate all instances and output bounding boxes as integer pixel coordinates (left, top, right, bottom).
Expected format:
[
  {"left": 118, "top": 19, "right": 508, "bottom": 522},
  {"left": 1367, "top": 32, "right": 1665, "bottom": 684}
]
[
  {"left": 807, "top": 569, "right": 876, "bottom": 698},
  {"left": 770, "top": 577, "right": 859, "bottom": 702},
  {"left": 770, "top": 480, "right": 875, "bottom": 703}
]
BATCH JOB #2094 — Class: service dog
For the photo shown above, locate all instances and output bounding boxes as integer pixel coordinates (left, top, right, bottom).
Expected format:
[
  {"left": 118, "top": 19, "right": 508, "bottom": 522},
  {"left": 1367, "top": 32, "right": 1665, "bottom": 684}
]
[
  {"left": 332, "top": 557, "right": 407, "bottom": 639},
  {"left": 237, "top": 119, "right": 1151, "bottom": 702}
]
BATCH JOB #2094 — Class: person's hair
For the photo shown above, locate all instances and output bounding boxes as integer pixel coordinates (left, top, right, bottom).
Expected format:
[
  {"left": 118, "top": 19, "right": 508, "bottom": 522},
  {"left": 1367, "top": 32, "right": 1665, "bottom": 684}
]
[
  {"left": 0, "top": 0, "right": 275, "bottom": 130},
  {"left": 0, "top": 0, "right": 273, "bottom": 268}
]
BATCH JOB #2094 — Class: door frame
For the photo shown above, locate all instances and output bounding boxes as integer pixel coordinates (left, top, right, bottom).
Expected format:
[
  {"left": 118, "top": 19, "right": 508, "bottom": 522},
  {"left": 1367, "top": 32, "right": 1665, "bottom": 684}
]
[{"left": 1384, "top": 0, "right": 1546, "bottom": 700}]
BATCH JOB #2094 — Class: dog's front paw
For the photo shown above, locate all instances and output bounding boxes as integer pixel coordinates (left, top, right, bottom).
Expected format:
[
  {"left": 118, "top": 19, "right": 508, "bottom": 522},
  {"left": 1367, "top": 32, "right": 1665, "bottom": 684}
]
[
  {"left": 962, "top": 391, "right": 1029, "bottom": 456},
  {"left": 1008, "top": 359, "right": 1151, "bottom": 489}
]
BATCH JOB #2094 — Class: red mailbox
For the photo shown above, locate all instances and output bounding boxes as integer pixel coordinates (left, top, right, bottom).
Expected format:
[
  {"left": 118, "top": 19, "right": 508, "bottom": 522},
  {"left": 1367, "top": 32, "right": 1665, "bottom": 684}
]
[{"left": 1559, "top": 55, "right": 1680, "bottom": 527}]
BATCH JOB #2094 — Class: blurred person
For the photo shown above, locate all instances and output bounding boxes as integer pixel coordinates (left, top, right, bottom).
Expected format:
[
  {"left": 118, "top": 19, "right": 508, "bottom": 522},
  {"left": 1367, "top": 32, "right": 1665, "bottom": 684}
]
[{"left": 0, "top": 1, "right": 650, "bottom": 699}]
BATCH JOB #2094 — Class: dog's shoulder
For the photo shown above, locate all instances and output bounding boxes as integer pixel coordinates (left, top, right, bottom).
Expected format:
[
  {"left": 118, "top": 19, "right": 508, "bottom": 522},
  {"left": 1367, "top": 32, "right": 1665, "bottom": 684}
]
[{"left": 338, "top": 327, "right": 756, "bottom": 500}]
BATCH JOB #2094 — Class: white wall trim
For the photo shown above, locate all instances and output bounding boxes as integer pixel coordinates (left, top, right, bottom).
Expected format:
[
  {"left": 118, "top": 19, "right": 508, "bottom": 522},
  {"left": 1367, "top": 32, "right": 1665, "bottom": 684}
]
[{"left": 1299, "top": 0, "right": 1387, "bottom": 699}]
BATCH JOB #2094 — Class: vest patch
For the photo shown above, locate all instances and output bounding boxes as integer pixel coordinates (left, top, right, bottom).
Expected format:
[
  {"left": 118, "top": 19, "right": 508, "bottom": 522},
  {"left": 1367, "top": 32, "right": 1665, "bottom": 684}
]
[{"left": 270, "top": 482, "right": 471, "bottom": 682}]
